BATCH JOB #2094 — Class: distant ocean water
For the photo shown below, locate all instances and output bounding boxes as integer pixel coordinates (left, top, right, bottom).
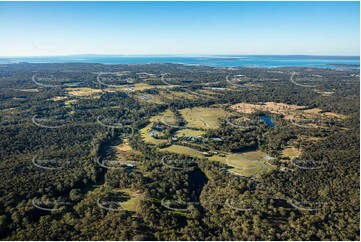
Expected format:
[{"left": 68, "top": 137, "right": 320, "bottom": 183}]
[{"left": 0, "top": 55, "right": 359, "bottom": 69}]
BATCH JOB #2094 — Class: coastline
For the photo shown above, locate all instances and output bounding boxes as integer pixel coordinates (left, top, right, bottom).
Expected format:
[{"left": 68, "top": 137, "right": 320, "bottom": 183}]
[{"left": 0, "top": 55, "right": 359, "bottom": 69}]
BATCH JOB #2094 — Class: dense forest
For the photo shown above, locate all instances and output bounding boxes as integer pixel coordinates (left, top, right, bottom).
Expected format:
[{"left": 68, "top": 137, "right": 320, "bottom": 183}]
[{"left": 0, "top": 62, "right": 359, "bottom": 240}]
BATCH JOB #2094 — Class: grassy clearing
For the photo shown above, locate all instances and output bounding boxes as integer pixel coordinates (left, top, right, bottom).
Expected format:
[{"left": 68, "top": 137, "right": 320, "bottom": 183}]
[
  {"left": 139, "top": 110, "right": 174, "bottom": 145},
  {"left": 198, "top": 90, "right": 218, "bottom": 95},
  {"left": 189, "top": 90, "right": 217, "bottom": 99},
  {"left": 300, "top": 136, "right": 322, "bottom": 142},
  {"left": 140, "top": 110, "right": 173, "bottom": 145},
  {"left": 241, "top": 150, "right": 269, "bottom": 160},
  {"left": 51, "top": 96, "right": 67, "bottom": 101},
  {"left": 136, "top": 94, "right": 165, "bottom": 104},
  {"left": 281, "top": 146, "right": 301, "bottom": 159},
  {"left": 160, "top": 145, "right": 203, "bottom": 158},
  {"left": 231, "top": 102, "right": 306, "bottom": 114},
  {"left": 114, "top": 138, "right": 133, "bottom": 152},
  {"left": 105, "top": 83, "right": 172, "bottom": 92},
  {"left": 115, "top": 72, "right": 127, "bottom": 76},
  {"left": 225, "top": 152, "right": 275, "bottom": 177},
  {"left": 209, "top": 151, "right": 275, "bottom": 177},
  {"left": 166, "top": 91, "right": 198, "bottom": 100},
  {"left": 175, "top": 129, "right": 205, "bottom": 137},
  {"left": 64, "top": 99, "right": 78, "bottom": 107},
  {"left": 231, "top": 101, "right": 346, "bottom": 121},
  {"left": 106, "top": 138, "right": 142, "bottom": 164},
  {"left": 161, "top": 115, "right": 179, "bottom": 127},
  {"left": 160, "top": 145, "right": 275, "bottom": 178},
  {"left": 138, "top": 90, "right": 195, "bottom": 103},
  {"left": 226, "top": 153, "right": 263, "bottom": 175},
  {"left": 113, "top": 188, "right": 144, "bottom": 213},
  {"left": 207, "top": 154, "right": 228, "bottom": 163},
  {"left": 140, "top": 122, "right": 165, "bottom": 144},
  {"left": 179, "top": 107, "right": 230, "bottom": 129},
  {"left": 136, "top": 90, "right": 199, "bottom": 104},
  {"left": 149, "top": 109, "right": 175, "bottom": 122},
  {"left": 65, "top": 87, "right": 102, "bottom": 97},
  {"left": 228, "top": 167, "right": 261, "bottom": 177},
  {"left": 133, "top": 83, "right": 153, "bottom": 91}
]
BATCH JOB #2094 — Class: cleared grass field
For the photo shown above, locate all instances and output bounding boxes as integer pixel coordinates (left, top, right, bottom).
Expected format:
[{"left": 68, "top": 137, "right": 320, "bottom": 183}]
[
  {"left": 115, "top": 72, "right": 127, "bottom": 76},
  {"left": 133, "top": 83, "right": 153, "bottom": 91},
  {"left": 147, "top": 109, "right": 167, "bottom": 121},
  {"left": 231, "top": 101, "right": 346, "bottom": 121},
  {"left": 105, "top": 83, "right": 173, "bottom": 92},
  {"left": 241, "top": 150, "right": 269, "bottom": 160},
  {"left": 179, "top": 107, "right": 230, "bottom": 129},
  {"left": 114, "top": 138, "right": 133, "bottom": 152},
  {"left": 101, "top": 138, "right": 141, "bottom": 167},
  {"left": 168, "top": 91, "right": 198, "bottom": 99},
  {"left": 139, "top": 110, "right": 174, "bottom": 145},
  {"left": 226, "top": 153, "right": 264, "bottom": 177},
  {"left": 281, "top": 146, "right": 301, "bottom": 159},
  {"left": 136, "top": 90, "right": 203, "bottom": 104},
  {"left": 51, "top": 96, "right": 67, "bottom": 101},
  {"left": 232, "top": 102, "right": 308, "bottom": 115},
  {"left": 175, "top": 129, "right": 205, "bottom": 137},
  {"left": 112, "top": 138, "right": 142, "bottom": 158},
  {"left": 160, "top": 145, "right": 203, "bottom": 158},
  {"left": 207, "top": 154, "right": 228, "bottom": 163},
  {"left": 140, "top": 123, "right": 168, "bottom": 145},
  {"left": 64, "top": 99, "right": 78, "bottom": 107},
  {"left": 161, "top": 145, "right": 275, "bottom": 177},
  {"left": 161, "top": 115, "right": 180, "bottom": 127},
  {"left": 65, "top": 87, "right": 103, "bottom": 97},
  {"left": 209, "top": 151, "right": 275, "bottom": 177},
  {"left": 112, "top": 188, "right": 144, "bottom": 213},
  {"left": 136, "top": 94, "right": 165, "bottom": 104},
  {"left": 208, "top": 151, "right": 269, "bottom": 164},
  {"left": 149, "top": 109, "right": 175, "bottom": 123}
]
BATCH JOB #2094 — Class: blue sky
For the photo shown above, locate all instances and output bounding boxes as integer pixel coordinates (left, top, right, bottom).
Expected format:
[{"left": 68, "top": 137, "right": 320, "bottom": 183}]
[{"left": 0, "top": 1, "right": 359, "bottom": 56}]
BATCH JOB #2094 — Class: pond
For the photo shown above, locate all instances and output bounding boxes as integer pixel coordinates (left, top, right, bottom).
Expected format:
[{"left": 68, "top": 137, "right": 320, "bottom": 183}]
[{"left": 260, "top": 115, "right": 275, "bottom": 127}]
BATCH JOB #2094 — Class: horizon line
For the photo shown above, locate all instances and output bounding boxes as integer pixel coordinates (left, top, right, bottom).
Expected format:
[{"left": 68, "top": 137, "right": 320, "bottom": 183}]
[{"left": 1, "top": 54, "right": 360, "bottom": 58}]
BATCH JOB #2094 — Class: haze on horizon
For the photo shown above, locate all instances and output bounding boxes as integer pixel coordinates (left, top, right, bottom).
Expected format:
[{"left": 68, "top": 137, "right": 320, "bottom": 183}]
[{"left": 0, "top": 1, "right": 359, "bottom": 57}]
